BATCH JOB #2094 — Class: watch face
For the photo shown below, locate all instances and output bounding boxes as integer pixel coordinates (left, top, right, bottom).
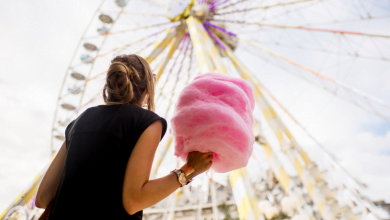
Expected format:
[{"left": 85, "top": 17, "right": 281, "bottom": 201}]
[{"left": 179, "top": 173, "right": 187, "bottom": 184}]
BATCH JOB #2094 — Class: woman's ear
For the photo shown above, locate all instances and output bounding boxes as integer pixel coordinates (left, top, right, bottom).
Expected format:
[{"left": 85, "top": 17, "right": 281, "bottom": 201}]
[{"left": 142, "top": 89, "right": 149, "bottom": 107}]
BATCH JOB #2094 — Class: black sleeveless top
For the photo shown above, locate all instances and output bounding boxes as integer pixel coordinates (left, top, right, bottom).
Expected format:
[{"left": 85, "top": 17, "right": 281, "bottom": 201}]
[{"left": 48, "top": 104, "right": 167, "bottom": 220}]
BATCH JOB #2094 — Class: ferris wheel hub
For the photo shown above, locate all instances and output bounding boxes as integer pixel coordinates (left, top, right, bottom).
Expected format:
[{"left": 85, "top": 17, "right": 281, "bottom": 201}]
[{"left": 191, "top": 3, "right": 210, "bottom": 22}]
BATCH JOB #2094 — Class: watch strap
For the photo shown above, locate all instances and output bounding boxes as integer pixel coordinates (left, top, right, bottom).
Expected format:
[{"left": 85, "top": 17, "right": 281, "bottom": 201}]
[
  {"left": 185, "top": 171, "right": 196, "bottom": 185},
  {"left": 180, "top": 164, "right": 195, "bottom": 176},
  {"left": 171, "top": 168, "right": 196, "bottom": 187}
]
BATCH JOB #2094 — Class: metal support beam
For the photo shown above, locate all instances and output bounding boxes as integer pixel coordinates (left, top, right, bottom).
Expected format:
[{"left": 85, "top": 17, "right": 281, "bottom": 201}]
[
  {"left": 145, "top": 28, "right": 177, "bottom": 65},
  {"left": 186, "top": 16, "right": 228, "bottom": 74}
]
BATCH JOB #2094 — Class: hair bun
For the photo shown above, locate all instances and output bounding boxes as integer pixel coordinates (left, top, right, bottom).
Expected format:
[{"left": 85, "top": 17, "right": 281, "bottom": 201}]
[
  {"left": 102, "top": 54, "right": 155, "bottom": 111},
  {"left": 103, "top": 62, "right": 134, "bottom": 104}
]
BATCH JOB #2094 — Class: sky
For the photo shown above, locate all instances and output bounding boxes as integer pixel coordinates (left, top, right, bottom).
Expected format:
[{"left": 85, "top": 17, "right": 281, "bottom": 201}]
[
  {"left": 0, "top": 0, "right": 389, "bottom": 215},
  {"left": 0, "top": 0, "right": 101, "bottom": 212}
]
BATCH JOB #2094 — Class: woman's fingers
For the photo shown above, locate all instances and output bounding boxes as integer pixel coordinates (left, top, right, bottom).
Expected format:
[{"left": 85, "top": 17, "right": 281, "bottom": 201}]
[
  {"left": 206, "top": 153, "right": 213, "bottom": 161},
  {"left": 202, "top": 152, "right": 211, "bottom": 158},
  {"left": 208, "top": 160, "right": 213, "bottom": 169},
  {"left": 186, "top": 151, "right": 213, "bottom": 174}
]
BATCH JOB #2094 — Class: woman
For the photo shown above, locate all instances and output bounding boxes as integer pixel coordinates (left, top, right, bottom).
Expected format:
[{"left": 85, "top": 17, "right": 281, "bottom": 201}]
[{"left": 35, "top": 54, "right": 213, "bottom": 219}]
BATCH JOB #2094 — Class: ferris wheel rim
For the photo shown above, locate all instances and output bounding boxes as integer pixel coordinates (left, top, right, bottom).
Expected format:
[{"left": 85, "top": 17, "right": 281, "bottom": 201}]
[
  {"left": 50, "top": 0, "right": 107, "bottom": 155},
  {"left": 49, "top": 1, "right": 390, "bottom": 218}
]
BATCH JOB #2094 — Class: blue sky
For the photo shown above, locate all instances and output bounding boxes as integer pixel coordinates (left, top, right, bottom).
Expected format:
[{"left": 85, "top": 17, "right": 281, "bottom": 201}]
[{"left": 361, "top": 121, "right": 390, "bottom": 137}]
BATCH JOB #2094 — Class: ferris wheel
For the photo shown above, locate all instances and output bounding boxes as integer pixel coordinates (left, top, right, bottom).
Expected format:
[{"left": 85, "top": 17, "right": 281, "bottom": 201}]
[{"left": 2, "top": 0, "right": 390, "bottom": 220}]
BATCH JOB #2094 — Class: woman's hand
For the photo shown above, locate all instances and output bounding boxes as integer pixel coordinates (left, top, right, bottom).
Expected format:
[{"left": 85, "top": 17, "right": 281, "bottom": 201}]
[{"left": 186, "top": 151, "right": 213, "bottom": 175}]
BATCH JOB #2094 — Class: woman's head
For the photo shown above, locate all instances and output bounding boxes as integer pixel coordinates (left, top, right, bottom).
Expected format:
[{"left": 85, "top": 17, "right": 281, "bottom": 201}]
[{"left": 103, "top": 54, "right": 155, "bottom": 111}]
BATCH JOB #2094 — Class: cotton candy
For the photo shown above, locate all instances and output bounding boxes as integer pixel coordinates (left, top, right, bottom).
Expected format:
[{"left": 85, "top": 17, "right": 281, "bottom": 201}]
[{"left": 170, "top": 73, "right": 255, "bottom": 173}]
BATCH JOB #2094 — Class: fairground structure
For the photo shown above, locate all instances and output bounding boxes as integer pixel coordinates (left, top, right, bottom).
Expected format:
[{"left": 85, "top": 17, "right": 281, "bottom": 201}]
[{"left": 2, "top": 0, "right": 390, "bottom": 219}]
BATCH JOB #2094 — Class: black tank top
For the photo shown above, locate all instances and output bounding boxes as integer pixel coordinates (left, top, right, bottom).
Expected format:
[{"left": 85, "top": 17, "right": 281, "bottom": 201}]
[{"left": 48, "top": 104, "right": 167, "bottom": 220}]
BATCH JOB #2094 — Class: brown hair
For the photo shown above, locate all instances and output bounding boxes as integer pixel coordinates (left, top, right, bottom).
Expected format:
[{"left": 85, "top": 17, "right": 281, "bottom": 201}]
[{"left": 103, "top": 54, "right": 155, "bottom": 111}]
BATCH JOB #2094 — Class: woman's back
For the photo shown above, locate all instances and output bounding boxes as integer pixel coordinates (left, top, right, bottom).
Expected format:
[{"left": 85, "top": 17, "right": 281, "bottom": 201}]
[
  {"left": 36, "top": 54, "right": 212, "bottom": 219},
  {"left": 48, "top": 104, "right": 167, "bottom": 220}
]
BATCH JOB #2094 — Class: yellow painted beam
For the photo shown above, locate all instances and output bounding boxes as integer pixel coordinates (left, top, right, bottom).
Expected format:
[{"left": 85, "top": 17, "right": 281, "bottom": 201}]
[{"left": 145, "top": 28, "right": 177, "bottom": 64}]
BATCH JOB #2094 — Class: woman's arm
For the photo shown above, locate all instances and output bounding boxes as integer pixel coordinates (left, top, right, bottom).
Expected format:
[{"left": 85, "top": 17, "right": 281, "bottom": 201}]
[
  {"left": 122, "top": 120, "right": 212, "bottom": 215},
  {"left": 35, "top": 142, "right": 67, "bottom": 208}
]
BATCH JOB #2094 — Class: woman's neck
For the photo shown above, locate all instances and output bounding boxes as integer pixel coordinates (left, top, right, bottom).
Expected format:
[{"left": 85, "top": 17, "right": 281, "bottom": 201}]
[{"left": 104, "top": 102, "right": 143, "bottom": 107}]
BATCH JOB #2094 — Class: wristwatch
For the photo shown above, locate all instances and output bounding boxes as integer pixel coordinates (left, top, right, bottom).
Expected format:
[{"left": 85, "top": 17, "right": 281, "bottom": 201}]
[
  {"left": 171, "top": 169, "right": 187, "bottom": 187},
  {"left": 171, "top": 164, "right": 196, "bottom": 187}
]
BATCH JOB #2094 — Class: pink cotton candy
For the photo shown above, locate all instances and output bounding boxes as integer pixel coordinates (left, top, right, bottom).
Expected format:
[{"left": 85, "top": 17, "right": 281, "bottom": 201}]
[{"left": 170, "top": 73, "right": 255, "bottom": 173}]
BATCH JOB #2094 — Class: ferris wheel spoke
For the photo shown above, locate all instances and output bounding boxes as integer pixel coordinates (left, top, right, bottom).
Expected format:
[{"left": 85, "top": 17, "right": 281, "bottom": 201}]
[
  {"left": 185, "top": 44, "right": 196, "bottom": 84},
  {"left": 186, "top": 16, "right": 228, "bottom": 74},
  {"left": 314, "top": 0, "right": 377, "bottom": 22},
  {"left": 119, "top": 36, "right": 167, "bottom": 58},
  {"left": 84, "top": 21, "right": 176, "bottom": 40},
  {"left": 258, "top": 0, "right": 390, "bottom": 26},
  {"left": 165, "top": 36, "right": 191, "bottom": 115},
  {"left": 79, "top": 90, "right": 103, "bottom": 110},
  {"left": 240, "top": 37, "right": 390, "bottom": 121},
  {"left": 144, "top": 28, "right": 182, "bottom": 67},
  {"left": 214, "top": 0, "right": 248, "bottom": 11},
  {"left": 85, "top": 70, "right": 107, "bottom": 83},
  {"left": 115, "top": 13, "right": 170, "bottom": 27},
  {"left": 174, "top": 35, "right": 191, "bottom": 80},
  {"left": 209, "top": 0, "right": 229, "bottom": 11},
  {"left": 164, "top": 34, "right": 188, "bottom": 80},
  {"left": 155, "top": 33, "right": 187, "bottom": 104},
  {"left": 356, "top": 0, "right": 372, "bottom": 18},
  {"left": 154, "top": 37, "right": 187, "bottom": 105},
  {"left": 242, "top": 33, "right": 390, "bottom": 61},
  {"left": 154, "top": 58, "right": 172, "bottom": 104},
  {"left": 96, "top": 25, "right": 178, "bottom": 58},
  {"left": 129, "top": 40, "right": 156, "bottom": 56},
  {"left": 68, "top": 62, "right": 88, "bottom": 69},
  {"left": 100, "top": 10, "right": 165, "bottom": 17},
  {"left": 212, "top": 20, "right": 353, "bottom": 60},
  {"left": 258, "top": 1, "right": 319, "bottom": 23},
  {"left": 214, "top": 0, "right": 311, "bottom": 16},
  {"left": 212, "top": 18, "right": 390, "bottom": 60},
  {"left": 370, "top": 36, "right": 387, "bottom": 59},
  {"left": 158, "top": 59, "right": 192, "bottom": 111},
  {"left": 211, "top": 19, "right": 390, "bottom": 38},
  {"left": 153, "top": 32, "right": 186, "bottom": 83},
  {"left": 305, "top": 14, "right": 390, "bottom": 26}
]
